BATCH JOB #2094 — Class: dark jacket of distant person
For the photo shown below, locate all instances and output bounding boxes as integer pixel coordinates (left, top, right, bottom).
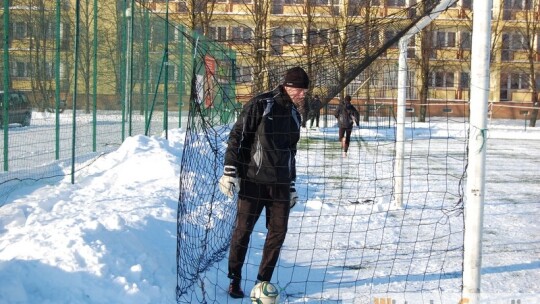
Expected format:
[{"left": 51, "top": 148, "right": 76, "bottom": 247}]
[{"left": 335, "top": 97, "right": 360, "bottom": 129}]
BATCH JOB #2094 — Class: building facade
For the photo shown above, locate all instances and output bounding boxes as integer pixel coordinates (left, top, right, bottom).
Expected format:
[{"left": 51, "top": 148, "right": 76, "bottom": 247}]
[
  {"left": 150, "top": 0, "right": 540, "bottom": 119},
  {"left": 3, "top": 0, "right": 539, "bottom": 119}
]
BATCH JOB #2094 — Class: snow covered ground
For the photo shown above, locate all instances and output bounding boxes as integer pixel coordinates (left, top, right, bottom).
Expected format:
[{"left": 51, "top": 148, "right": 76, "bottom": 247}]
[{"left": 0, "top": 119, "right": 538, "bottom": 303}]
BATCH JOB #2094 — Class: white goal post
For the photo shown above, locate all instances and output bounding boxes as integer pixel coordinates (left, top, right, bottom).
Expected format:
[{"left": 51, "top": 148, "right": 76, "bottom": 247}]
[
  {"left": 463, "top": 1, "right": 493, "bottom": 303},
  {"left": 393, "top": 0, "right": 492, "bottom": 303}
]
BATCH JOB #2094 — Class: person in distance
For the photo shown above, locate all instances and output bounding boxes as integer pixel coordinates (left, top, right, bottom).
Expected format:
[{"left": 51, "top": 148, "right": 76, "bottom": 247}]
[{"left": 334, "top": 95, "right": 360, "bottom": 157}]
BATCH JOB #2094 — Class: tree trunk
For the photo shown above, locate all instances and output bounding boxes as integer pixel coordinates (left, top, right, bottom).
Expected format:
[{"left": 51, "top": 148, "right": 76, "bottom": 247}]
[{"left": 530, "top": 100, "right": 538, "bottom": 127}]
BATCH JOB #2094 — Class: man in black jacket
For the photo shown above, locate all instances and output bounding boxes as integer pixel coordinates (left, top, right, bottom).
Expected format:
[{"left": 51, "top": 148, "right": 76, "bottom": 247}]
[
  {"left": 309, "top": 94, "right": 322, "bottom": 128},
  {"left": 334, "top": 95, "right": 360, "bottom": 157},
  {"left": 219, "top": 66, "right": 309, "bottom": 298}
]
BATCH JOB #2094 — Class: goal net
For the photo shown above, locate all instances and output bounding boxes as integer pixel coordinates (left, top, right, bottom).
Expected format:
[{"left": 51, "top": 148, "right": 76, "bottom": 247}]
[{"left": 176, "top": 1, "right": 466, "bottom": 303}]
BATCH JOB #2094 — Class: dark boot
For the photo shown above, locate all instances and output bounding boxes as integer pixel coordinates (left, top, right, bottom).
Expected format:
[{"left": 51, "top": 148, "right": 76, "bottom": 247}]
[{"left": 228, "top": 279, "right": 244, "bottom": 298}]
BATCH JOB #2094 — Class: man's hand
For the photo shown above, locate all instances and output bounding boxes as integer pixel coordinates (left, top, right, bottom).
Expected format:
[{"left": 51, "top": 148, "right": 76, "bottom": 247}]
[
  {"left": 290, "top": 182, "right": 298, "bottom": 209},
  {"left": 219, "top": 166, "right": 239, "bottom": 198}
]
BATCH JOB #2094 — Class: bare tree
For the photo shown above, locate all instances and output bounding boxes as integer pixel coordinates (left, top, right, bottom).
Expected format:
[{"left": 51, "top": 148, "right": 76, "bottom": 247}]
[
  {"left": 417, "top": 24, "right": 433, "bottom": 122},
  {"left": 178, "top": 0, "right": 218, "bottom": 34},
  {"left": 98, "top": 1, "right": 124, "bottom": 105},
  {"left": 16, "top": 0, "right": 71, "bottom": 111},
  {"left": 245, "top": 0, "right": 271, "bottom": 93}
]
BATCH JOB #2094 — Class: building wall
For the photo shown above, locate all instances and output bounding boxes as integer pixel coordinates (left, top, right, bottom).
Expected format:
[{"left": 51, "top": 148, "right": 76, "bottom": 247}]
[
  {"left": 158, "top": 0, "right": 540, "bottom": 119},
  {"left": 4, "top": 0, "right": 540, "bottom": 118}
]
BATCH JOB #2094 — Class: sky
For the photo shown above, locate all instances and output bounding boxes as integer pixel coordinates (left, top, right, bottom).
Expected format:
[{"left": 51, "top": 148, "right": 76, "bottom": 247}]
[{"left": 0, "top": 120, "right": 539, "bottom": 304}]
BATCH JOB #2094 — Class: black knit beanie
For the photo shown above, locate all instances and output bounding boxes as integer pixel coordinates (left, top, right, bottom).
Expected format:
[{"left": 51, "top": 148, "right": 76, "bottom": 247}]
[{"left": 283, "top": 67, "right": 309, "bottom": 89}]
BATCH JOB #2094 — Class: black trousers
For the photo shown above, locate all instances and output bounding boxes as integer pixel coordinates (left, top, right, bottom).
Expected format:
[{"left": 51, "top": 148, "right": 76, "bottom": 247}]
[
  {"left": 309, "top": 112, "right": 320, "bottom": 127},
  {"left": 228, "top": 180, "right": 290, "bottom": 282},
  {"left": 338, "top": 127, "right": 353, "bottom": 152}
]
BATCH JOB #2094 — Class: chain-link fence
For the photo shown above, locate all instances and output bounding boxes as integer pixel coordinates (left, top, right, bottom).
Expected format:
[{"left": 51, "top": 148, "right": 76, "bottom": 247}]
[{"left": 1, "top": 1, "right": 239, "bottom": 202}]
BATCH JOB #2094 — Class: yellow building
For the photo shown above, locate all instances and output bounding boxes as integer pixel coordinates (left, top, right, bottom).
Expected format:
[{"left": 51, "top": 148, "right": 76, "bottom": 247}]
[
  {"left": 150, "top": 0, "right": 539, "bottom": 119},
  {"left": 3, "top": 0, "right": 539, "bottom": 118}
]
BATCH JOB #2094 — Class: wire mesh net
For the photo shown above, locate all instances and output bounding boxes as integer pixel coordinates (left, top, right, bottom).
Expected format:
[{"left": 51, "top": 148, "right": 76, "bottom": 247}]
[{"left": 175, "top": 1, "right": 466, "bottom": 303}]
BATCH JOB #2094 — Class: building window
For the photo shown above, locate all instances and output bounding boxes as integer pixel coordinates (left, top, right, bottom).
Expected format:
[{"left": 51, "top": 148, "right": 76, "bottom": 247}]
[
  {"left": 13, "top": 22, "right": 27, "bottom": 39},
  {"left": 11, "top": 61, "right": 30, "bottom": 78},
  {"left": 502, "top": 33, "right": 526, "bottom": 62},
  {"left": 177, "top": 1, "right": 188, "bottom": 12},
  {"left": 433, "top": 31, "right": 456, "bottom": 48},
  {"left": 331, "top": 5, "right": 340, "bottom": 15},
  {"left": 209, "top": 26, "right": 227, "bottom": 42},
  {"left": 313, "top": 0, "right": 330, "bottom": 5},
  {"left": 461, "top": 0, "right": 472, "bottom": 9},
  {"left": 460, "top": 72, "right": 470, "bottom": 89},
  {"left": 41, "top": 62, "right": 54, "bottom": 78},
  {"left": 40, "top": 22, "right": 55, "bottom": 39},
  {"left": 348, "top": 0, "right": 381, "bottom": 16},
  {"left": 236, "top": 66, "right": 252, "bottom": 83},
  {"left": 271, "top": 28, "right": 284, "bottom": 55},
  {"left": 511, "top": 73, "right": 530, "bottom": 89},
  {"left": 511, "top": 33, "right": 526, "bottom": 50},
  {"left": 308, "top": 28, "right": 330, "bottom": 45},
  {"left": 431, "top": 71, "right": 454, "bottom": 88},
  {"left": 501, "top": 50, "right": 514, "bottom": 61},
  {"left": 283, "top": 28, "right": 303, "bottom": 45},
  {"left": 293, "top": 28, "right": 303, "bottom": 44},
  {"left": 386, "top": 0, "right": 405, "bottom": 7},
  {"left": 502, "top": 73, "right": 531, "bottom": 91},
  {"left": 460, "top": 31, "right": 471, "bottom": 49},
  {"left": 504, "top": 0, "right": 532, "bottom": 10},
  {"left": 318, "top": 29, "right": 329, "bottom": 44},
  {"left": 272, "top": 0, "right": 284, "bottom": 14},
  {"left": 232, "top": 27, "right": 252, "bottom": 43}
]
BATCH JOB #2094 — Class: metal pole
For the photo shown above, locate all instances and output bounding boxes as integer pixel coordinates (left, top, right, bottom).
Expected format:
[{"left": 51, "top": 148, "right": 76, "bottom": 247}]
[
  {"left": 393, "top": 37, "right": 409, "bottom": 209},
  {"left": 463, "top": 1, "right": 492, "bottom": 303},
  {"left": 143, "top": 9, "right": 149, "bottom": 130},
  {"left": 55, "top": 0, "right": 61, "bottom": 160},
  {"left": 92, "top": 0, "right": 98, "bottom": 152},
  {"left": 71, "top": 0, "right": 81, "bottom": 184},
  {"left": 178, "top": 25, "right": 185, "bottom": 129},
  {"left": 124, "top": 0, "right": 133, "bottom": 136},
  {"left": 3, "top": 0, "right": 10, "bottom": 171},
  {"left": 163, "top": 0, "right": 170, "bottom": 139},
  {"left": 120, "top": 1, "right": 127, "bottom": 141}
]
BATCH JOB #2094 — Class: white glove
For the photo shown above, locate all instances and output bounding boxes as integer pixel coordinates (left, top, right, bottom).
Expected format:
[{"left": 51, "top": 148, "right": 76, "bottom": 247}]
[
  {"left": 219, "top": 166, "right": 239, "bottom": 198},
  {"left": 290, "top": 182, "right": 298, "bottom": 209}
]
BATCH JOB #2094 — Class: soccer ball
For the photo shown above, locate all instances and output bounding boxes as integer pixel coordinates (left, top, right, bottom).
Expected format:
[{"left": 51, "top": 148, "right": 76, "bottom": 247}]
[{"left": 250, "top": 281, "right": 280, "bottom": 304}]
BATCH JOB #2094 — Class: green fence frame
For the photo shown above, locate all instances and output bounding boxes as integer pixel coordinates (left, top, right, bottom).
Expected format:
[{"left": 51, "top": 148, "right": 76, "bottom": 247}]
[{"left": 0, "top": 1, "right": 239, "bottom": 191}]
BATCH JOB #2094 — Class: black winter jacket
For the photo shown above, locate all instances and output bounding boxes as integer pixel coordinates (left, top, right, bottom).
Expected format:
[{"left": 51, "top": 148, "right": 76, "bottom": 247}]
[
  {"left": 334, "top": 102, "right": 360, "bottom": 129},
  {"left": 224, "top": 85, "right": 301, "bottom": 185}
]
